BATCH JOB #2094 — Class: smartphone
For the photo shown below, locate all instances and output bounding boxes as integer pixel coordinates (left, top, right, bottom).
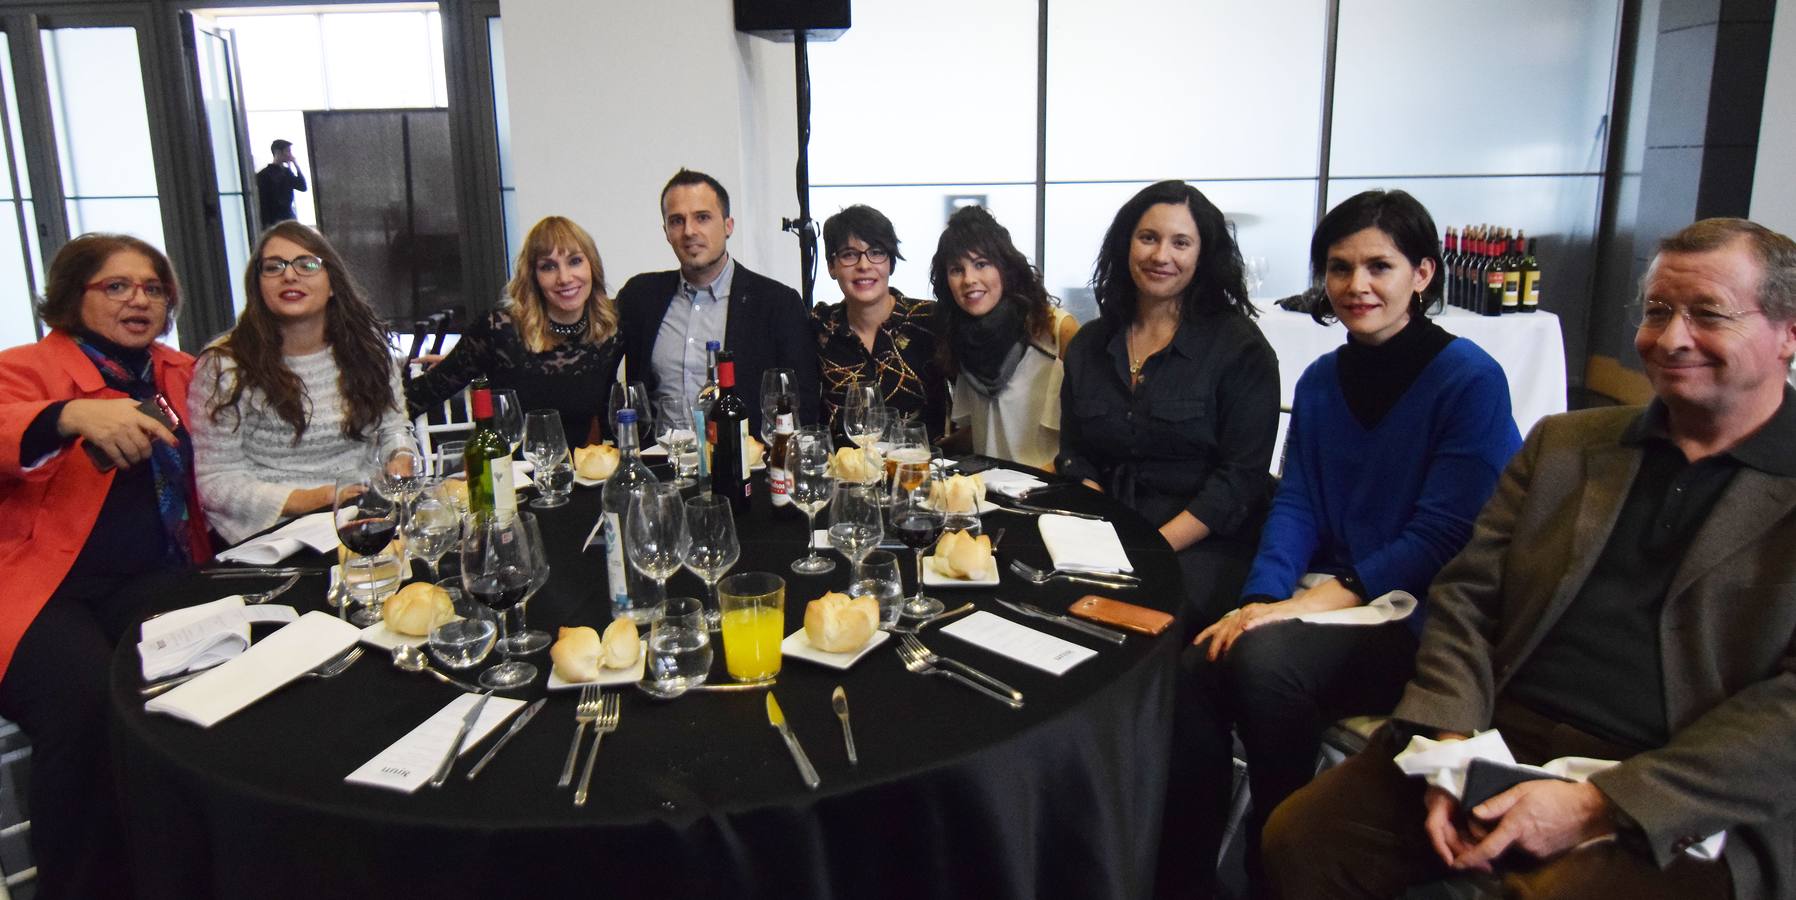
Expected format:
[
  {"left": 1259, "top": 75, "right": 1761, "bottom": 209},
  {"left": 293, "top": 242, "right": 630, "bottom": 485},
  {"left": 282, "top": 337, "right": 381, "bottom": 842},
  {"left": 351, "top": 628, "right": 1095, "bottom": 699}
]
[
  {"left": 1067, "top": 595, "right": 1175, "bottom": 636},
  {"left": 84, "top": 397, "right": 178, "bottom": 472},
  {"left": 1461, "top": 758, "right": 1571, "bottom": 809}
]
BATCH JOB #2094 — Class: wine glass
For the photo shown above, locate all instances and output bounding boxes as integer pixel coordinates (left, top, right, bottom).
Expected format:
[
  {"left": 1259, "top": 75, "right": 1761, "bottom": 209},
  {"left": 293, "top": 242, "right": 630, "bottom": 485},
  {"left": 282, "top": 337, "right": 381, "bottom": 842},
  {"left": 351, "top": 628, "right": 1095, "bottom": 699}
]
[
  {"left": 503, "top": 510, "right": 552, "bottom": 654},
  {"left": 789, "top": 426, "right": 836, "bottom": 575},
  {"left": 491, "top": 389, "right": 525, "bottom": 456},
  {"left": 333, "top": 472, "right": 401, "bottom": 627},
  {"left": 827, "top": 481, "right": 883, "bottom": 582},
  {"left": 681, "top": 494, "right": 740, "bottom": 631},
  {"left": 841, "top": 380, "right": 879, "bottom": 445},
  {"left": 1244, "top": 255, "right": 1268, "bottom": 297},
  {"left": 655, "top": 395, "right": 700, "bottom": 488},
  {"left": 461, "top": 510, "right": 538, "bottom": 688},
  {"left": 369, "top": 426, "right": 426, "bottom": 510},
  {"left": 844, "top": 398, "right": 888, "bottom": 451},
  {"left": 759, "top": 367, "right": 797, "bottom": 444},
  {"left": 626, "top": 484, "right": 688, "bottom": 608},
  {"left": 608, "top": 381, "right": 651, "bottom": 439},
  {"left": 436, "top": 440, "right": 467, "bottom": 480},
  {"left": 890, "top": 460, "right": 945, "bottom": 619},
  {"left": 405, "top": 476, "right": 461, "bottom": 582},
  {"left": 522, "top": 410, "right": 574, "bottom": 508}
]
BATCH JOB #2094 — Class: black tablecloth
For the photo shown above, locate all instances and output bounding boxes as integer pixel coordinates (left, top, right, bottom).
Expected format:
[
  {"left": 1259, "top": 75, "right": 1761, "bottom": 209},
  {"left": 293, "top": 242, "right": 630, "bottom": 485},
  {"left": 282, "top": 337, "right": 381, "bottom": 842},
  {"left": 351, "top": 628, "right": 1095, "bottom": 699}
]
[{"left": 111, "top": 467, "right": 1186, "bottom": 899}]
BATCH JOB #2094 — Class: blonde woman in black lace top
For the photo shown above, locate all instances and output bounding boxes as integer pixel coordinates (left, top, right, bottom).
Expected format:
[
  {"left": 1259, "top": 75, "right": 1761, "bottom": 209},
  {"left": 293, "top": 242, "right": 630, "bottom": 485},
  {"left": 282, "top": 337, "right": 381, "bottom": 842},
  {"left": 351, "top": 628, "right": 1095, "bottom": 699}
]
[{"left": 406, "top": 216, "right": 622, "bottom": 445}]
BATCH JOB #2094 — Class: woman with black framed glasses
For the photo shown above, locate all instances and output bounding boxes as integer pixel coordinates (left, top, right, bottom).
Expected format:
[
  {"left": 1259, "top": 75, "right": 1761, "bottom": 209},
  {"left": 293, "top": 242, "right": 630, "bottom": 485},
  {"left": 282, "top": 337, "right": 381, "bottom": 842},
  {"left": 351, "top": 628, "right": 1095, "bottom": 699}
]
[
  {"left": 810, "top": 205, "right": 948, "bottom": 439},
  {"left": 189, "top": 221, "right": 405, "bottom": 543},
  {"left": 0, "top": 233, "right": 212, "bottom": 898}
]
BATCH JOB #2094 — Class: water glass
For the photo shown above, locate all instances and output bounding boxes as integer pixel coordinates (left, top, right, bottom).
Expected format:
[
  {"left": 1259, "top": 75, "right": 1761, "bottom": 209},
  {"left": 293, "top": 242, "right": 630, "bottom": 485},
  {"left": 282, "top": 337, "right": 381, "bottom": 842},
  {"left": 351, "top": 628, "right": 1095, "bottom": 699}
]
[
  {"left": 656, "top": 395, "right": 700, "bottom": 488},
  {"left": 426, "top": 576, "right": 498, "bottom": 670},
  {"left": 647, "top": 597, "right": 713, "bottom": 692},
  {"left": 849, "top": 550, "right": 905, "bottom": 629},
  {"left": 717, "top": 571, "right": 784, "bottom": 681},
  {"left": 827, "top": 482, "right": 883, "bottom": 580},
  {"left": 523, "top": 410, "right": 574, "bottom": 508},
  {"left": 436, "top": 440, "right": 467, "bottom": 480},
  {"left": 682, "top": 494, "right": 740, "bottom": 631},
  {"left": 788, "top": 426, "right": 836, "bottom": 575}
]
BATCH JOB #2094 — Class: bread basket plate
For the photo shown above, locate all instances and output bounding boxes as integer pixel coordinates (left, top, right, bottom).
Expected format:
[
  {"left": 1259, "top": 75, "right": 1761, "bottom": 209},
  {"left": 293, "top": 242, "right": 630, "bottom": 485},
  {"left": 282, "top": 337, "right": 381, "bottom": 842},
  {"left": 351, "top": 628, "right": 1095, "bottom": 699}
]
[
  {"left": 921, "top": 560, "right": 1001, "bottom": 588},
  {"left": 357, "top": 620, "right": 427, "bottom": 650},
  {"left": 926, "top": 497, "right": 1000, "bottom": 515},
  {"left": 781, "top": 627, "right": 891, "bottom": 670},
  {"left": 546, "top": 652, "right": 646, "bottom": 690}
]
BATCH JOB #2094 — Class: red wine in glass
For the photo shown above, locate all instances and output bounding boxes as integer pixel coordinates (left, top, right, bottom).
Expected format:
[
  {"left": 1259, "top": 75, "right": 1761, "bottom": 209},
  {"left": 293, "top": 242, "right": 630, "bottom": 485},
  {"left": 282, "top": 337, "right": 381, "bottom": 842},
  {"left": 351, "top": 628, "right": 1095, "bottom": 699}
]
[
  {"left": 467, "top": 567, "right": 532, "bottom": 612},
  {"left": 893, "top": 512, "right": 943, "bottom": 550},
  {"left": 338, "top": 518, "right": 398, "bottom": 557}
]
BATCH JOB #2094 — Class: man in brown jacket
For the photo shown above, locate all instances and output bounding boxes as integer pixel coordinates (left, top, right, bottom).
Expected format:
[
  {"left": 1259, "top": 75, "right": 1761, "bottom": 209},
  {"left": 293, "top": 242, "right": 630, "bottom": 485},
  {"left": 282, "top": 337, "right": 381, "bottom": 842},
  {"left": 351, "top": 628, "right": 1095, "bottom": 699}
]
[{"left": 1261, "top": 218, "right": 1796, "bottom": 900}]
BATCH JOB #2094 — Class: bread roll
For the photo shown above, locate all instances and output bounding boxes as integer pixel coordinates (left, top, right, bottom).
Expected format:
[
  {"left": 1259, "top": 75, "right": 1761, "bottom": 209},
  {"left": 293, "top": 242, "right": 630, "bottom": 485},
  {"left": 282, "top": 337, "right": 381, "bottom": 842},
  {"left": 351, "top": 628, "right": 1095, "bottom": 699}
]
[
  {"left": 804, "top": 591, "right": 879, "bottom": 653},
  {"left": 383, "top": 581, "right": 455, "bottom": 636},
  {"left": 928, "top": 530, "right": 993, "bottom": 580},
  {"left": 574, "top": 443, "right": 621, "bottom": 481},
  {"left": 929, "top": 473, "right": 986, "bottom": 513},
  {"left": 827, "top": 446, "right": 880, "bottom": 483},
  {"left": 551, "top": 626, "right": 602, "bottom": 682},
  {"left": 746, "top": 435, "right": 766, "bottom": 469},
  {"left": 601, "top": 617, "right": 641, "bottom": 669}
]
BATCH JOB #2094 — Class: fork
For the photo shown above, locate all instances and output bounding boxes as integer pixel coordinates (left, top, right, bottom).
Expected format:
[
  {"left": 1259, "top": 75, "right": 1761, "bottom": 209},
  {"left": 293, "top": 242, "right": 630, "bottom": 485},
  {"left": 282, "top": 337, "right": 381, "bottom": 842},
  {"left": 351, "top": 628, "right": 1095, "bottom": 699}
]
[
  {"left": 896, "top": 635, "right": 1023, "bottom": 708},
  {"left": 558, "top": 685, "right": 601, "bottom": 788},
  {"left": 1008, "top": 559, "right": 1140, "bottom": 590},
  {"left": 140, "top": 644, "right": 362, "bottom": 697},
  {"left": 573, "top": 693, "right": 621, "bottom": 807}
]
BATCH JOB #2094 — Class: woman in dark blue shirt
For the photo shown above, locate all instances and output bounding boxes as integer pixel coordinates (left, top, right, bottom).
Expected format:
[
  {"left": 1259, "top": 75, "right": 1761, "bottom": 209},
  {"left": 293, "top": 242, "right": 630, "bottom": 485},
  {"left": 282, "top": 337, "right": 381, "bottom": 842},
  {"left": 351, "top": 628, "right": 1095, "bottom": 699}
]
[{"left": 1057, "top": 181, "right": 1280, "bottom": 625}]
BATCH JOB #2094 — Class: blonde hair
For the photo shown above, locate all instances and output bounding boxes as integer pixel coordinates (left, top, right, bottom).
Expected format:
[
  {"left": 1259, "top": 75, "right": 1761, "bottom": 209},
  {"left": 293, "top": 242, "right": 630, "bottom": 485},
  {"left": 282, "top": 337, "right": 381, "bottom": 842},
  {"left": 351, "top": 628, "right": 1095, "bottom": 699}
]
[{"left": 505, "top": 216, "right": 617, "bottom": 353}]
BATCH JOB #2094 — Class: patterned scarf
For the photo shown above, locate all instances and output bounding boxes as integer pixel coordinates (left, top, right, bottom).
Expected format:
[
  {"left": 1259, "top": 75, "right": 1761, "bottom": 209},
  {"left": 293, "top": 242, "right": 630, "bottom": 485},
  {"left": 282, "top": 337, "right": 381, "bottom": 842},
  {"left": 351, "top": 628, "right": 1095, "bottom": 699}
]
[{"left": 73, "top": 335, "right": 194, "bottom": 564}]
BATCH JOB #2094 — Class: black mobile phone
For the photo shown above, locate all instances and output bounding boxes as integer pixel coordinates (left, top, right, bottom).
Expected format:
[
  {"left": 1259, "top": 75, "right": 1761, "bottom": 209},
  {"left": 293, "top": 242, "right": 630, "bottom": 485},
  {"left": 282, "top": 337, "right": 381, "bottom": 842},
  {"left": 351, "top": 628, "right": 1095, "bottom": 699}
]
[
  {"left": 1461, "top": 758, "right": 1571, "bottom": 809},
  {"left": 84, "top": 398, "right": 177, "bottom": 472}
]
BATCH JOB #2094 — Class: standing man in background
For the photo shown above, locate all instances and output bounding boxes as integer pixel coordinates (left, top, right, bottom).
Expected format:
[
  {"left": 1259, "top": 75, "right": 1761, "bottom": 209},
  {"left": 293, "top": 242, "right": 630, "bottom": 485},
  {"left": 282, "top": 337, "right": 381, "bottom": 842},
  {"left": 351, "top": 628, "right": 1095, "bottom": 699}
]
[{"left": 255, "top": 139, "right": 308, "bottom": 229}]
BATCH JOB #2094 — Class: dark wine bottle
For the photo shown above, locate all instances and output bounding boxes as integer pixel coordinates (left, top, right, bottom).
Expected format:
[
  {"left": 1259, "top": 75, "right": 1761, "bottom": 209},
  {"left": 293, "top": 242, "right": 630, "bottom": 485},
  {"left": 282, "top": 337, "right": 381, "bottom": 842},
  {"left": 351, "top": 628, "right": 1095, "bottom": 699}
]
[
  {"left": 1520, "top": 237, "right": 1541, "bottom": 313},
  {"left": 1500, "top": 230, "right": 1523, "bottom": 314},
  {"left": 694, "top": 339, "right": 721, "bottom": 478},
  {"left": 1442, "top": 227, "right": 1460, "bottom": 309},
  {"left": 709, "top": 350, "right": 752, "bottom": 512},
  {"left": 464, "top": 379, "right": 517, "bottom": 515}
]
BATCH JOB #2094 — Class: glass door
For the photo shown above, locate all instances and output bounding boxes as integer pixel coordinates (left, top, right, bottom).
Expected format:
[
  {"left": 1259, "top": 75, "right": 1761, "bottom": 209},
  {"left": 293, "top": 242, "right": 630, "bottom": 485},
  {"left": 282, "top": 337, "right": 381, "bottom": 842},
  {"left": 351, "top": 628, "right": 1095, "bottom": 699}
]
[
  {"left": 187, "top": 13, "right": 255, "bottom": 314},
  {"left": 0, "top": 31, "right": 44, "bottom": 348}
]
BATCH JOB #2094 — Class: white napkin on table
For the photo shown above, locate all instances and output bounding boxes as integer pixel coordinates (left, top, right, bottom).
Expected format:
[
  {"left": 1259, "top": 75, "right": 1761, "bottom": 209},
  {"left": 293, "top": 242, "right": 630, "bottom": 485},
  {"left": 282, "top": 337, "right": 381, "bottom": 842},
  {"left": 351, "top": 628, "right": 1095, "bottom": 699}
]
[
  {"left": 1038, "top": 514, "right": 1134, "bottom": 574},
  {"left": 215, "top": 511, "right": 338, "bottom": 565},
  {"left": 137, "top": 597, "right": 298, "bottom": 680},
  {"left": 980, "top": 468, "right": 1048, "bottom": 498},
  {"left": 144, "top": 611, "right": 361, "bottom": 728}
]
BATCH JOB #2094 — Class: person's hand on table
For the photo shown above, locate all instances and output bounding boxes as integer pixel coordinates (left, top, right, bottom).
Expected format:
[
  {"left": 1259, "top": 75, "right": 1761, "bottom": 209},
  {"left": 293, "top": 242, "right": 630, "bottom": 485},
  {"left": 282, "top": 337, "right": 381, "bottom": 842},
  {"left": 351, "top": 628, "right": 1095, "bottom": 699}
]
[{"left": 58, "top": 397, "right": 177, "bottom": 469}]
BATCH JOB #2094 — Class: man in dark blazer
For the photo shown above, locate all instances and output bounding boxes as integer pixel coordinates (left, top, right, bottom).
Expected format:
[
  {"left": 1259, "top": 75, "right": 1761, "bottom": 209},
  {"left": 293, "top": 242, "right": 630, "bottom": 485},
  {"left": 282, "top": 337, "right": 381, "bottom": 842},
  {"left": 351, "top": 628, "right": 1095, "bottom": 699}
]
[
  {"left": 614, "top": 169, "right": 817, "bottom": 434},
  {"left": 1261, "top": 218, "right": 1796, "bottom": 900}
]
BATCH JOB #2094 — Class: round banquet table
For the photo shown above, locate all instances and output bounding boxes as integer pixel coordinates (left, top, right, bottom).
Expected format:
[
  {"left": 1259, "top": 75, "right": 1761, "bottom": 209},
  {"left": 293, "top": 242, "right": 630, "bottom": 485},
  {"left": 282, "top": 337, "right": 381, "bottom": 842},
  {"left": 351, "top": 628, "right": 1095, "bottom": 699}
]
[{"left": 110, "top": 464, "right": 1189, "bottom": 900}]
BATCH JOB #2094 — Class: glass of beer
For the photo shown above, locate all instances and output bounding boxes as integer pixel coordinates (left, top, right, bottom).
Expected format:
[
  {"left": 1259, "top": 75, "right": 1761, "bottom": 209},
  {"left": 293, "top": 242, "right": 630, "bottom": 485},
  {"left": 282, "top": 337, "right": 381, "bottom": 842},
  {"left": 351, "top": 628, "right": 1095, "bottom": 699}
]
[{"left": 717, "top": 571, "right": 785, "bottom": 681}]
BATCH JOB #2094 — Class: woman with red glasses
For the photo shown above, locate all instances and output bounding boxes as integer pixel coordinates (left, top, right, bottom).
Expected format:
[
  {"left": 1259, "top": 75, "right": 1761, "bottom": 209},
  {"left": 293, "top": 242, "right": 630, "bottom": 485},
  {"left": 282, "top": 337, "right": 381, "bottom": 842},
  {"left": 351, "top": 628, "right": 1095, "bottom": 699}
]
[{"left": 0, "top": 233, "right": 211, "bottom": 898}]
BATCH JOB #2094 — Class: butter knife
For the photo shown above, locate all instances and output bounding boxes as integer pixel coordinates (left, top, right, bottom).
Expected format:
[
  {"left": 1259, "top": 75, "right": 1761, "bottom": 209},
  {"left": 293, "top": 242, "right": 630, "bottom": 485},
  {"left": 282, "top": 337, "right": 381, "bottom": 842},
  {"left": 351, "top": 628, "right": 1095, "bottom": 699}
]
[
  {"left": 429, "top": 692, "right": 491, "bottom": 788},
  {"left": 997, "top": 599, "right": 1128, "bottom": 645},
  {"left": 201, "top": 566, "right": 323, "bottom": 578},
  {"left": 465, "top": 697, "right": 544, "bottom": 780},
  {"left": 831, "top": 686, "right": 857, "bottom": 766},
  {"left": 994, "top": 501, "right": 1105, "bottom": 521},
  {"left": 766, "top": 692, "right": 820, "bottom": 789}
]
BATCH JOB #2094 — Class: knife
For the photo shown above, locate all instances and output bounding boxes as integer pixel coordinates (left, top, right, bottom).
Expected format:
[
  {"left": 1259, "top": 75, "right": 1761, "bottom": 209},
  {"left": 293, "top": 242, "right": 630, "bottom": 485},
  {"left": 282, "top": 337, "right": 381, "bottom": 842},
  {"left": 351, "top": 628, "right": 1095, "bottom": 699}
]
[
  {"left": 465, "top": 697, "right": 544, "bottom": 780},
  {"left": 766, "top": 692, "right": 820, "bottom": 789},
  {"left": 994, "top": 501, "right": 1106, "bottom": 521},
  {"left": 997, "top": 599, "right": 1129, "bottom": 645},
  {"left": 831, "top": 686, "right": 857, "bottom": 766},
  {"left": 201, "top": 566, "right": 324, "bottom": 578},
  {"left": 429, "top": 691, "right": 491, "bottom": 788}
]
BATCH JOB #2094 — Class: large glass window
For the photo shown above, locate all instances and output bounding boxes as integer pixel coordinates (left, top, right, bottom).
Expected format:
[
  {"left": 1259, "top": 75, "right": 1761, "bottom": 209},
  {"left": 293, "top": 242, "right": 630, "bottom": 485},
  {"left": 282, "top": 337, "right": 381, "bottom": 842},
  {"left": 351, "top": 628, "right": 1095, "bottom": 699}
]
[
  {"left": 0, "top": 31, "right": 41, "bottom": 348},
  {"left": 488, "top": 16, "right": 519, "bottom": 267}
]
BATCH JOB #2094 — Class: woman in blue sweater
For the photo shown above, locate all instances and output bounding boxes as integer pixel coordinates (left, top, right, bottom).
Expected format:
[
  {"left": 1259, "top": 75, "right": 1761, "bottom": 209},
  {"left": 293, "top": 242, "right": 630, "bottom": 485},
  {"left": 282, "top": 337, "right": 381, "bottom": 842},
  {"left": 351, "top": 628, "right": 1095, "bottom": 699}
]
[{"left": 1160, "top": 190, "right": 1522, "bottom": 895}]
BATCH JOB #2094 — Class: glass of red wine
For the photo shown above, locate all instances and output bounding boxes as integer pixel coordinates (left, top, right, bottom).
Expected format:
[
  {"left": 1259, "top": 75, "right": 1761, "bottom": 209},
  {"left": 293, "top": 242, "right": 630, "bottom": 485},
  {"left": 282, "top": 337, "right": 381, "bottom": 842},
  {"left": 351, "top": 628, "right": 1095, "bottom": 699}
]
[
  {"left": 333, "top": 473, "right": 401, "bottom": 627},
  {"left": 461, "top": 510, "right": 539, "bottom": 689},
  {"left": 889, "top": 460, "right": 944, "bottom": 619}
]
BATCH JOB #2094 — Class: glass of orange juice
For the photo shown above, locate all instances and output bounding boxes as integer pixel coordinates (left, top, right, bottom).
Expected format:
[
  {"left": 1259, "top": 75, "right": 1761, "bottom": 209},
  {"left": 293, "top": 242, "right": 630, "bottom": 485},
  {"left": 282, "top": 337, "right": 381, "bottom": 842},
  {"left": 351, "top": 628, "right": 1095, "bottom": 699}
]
[{"left": 717, "top": 571, "right": 785, "bottom": 681}]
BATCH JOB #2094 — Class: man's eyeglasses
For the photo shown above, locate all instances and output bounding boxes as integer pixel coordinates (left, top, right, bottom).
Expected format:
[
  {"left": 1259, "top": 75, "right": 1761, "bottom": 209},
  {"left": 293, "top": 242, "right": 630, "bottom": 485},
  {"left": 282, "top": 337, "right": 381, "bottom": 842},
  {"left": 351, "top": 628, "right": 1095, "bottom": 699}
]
[
  {"left": 258, "top": 255, "right": 326, "bottom": 277},
  {"left": 1637, "top": 300, "right": 1764, "bottom": 332},
  {"left": 832, "top": 247, "right": 890, "bottom": 267},
  {"left": 85, "top": 278, "right": 169, "bottom": 304}
]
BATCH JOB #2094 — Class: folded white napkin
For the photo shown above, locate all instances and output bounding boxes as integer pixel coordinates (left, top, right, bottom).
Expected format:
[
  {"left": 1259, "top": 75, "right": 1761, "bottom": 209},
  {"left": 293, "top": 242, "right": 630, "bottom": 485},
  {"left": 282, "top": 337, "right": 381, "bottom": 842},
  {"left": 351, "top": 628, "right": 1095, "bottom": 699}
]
[
  {"left": 216, "top": 511, "right": 339, "bottom": 565},
  {"left": 345, "top": 693, "right": 526, "bottom": 793},
  {"left": 138, "top": 597, "right": 298, "bottom": 680},
  {"left": 980, "top": 468, "right": 1048, "bottom": 498},
  {"left": 1294, "top": 590, "right": 1418, "bottom": 626},
  {"left": 144, "top": 611, "right": 361, "bottom": 728},
  {"left": 1038, "top": 514, "right": 1133, "bottom": 574},
  {"left": 1395, "top": 730, "right": 1727, "bottom": 860}
]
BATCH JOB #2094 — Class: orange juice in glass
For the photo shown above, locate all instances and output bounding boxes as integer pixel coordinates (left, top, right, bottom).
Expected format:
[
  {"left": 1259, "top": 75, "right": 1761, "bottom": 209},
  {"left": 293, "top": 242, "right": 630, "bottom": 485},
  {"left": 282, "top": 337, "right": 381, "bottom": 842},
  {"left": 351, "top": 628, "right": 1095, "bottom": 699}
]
[{"left": 718, "top": 572, "right": 785, "bottom": 680}]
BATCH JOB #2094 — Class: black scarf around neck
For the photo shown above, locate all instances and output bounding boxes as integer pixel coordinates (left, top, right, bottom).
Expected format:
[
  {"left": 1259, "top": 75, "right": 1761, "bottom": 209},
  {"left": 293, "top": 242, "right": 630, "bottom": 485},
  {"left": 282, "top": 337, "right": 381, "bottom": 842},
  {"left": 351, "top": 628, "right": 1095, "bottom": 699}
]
[{"left": 954, "top": 301, "right": 1028, "bottom": 398}]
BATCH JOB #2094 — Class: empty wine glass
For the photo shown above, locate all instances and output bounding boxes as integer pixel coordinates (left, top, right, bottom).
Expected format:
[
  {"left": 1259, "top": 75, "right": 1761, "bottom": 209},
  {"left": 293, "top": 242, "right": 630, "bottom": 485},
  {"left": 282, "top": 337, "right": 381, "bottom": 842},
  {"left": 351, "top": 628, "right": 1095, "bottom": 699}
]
[
  {"left": 491, "top": 389, "right": 525, "bottom": 456},
  {"left": 890, "top": 460, "right": 944, "bottom": 619},
  {"left": 844, "top": 398, "right": 888, "bottom": 451},
  {"left": 608, "top": 381, "right": 651, "bottom": 439},
  {"left": 405, "top": 476, "right": 461, "bottom": 582},
  {"left": 436, "top": 440, "right": 467, "bottom": 480},
  {"left": 682, "top": 494, "right": 740, "bottom": 631},
  {"left": 369, "top": 426, "right": 426, "bottom": 511},
  {"left": 523, "top": 410, "right": 574, "bottom": 508},
  {"left": 827, "top": 481, "right": 883, "bottom": 582},
  {"left": 626, "top": 484, "right": 688, "bottom": 606},
  {"left": 789, "top": 426, "right": 836, "bottom": 575},
  {"left": 759, "top": 367, "right": 797, "bottom": 445},
  {"left": 841, "top": 380, "right": 879, "bottom": 445},
  {"left": 461, "top": 510, "right": 537, "bottom": 689},
  {"left": 504, "top": 510, "right": 552, "bottom": 654},
  {"left": 655, "top": 395, "right": 700, "bottom": 488},
  {"left": 333, "top": 472, "right": 401, "bottom": 627}
]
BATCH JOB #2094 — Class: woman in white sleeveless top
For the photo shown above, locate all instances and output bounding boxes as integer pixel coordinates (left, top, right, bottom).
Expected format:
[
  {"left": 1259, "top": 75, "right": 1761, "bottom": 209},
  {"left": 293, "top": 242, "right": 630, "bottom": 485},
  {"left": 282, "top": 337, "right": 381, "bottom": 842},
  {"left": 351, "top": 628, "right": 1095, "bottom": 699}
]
[{"left": 930, "top": 206, "right": 1078, "bottom": 470}]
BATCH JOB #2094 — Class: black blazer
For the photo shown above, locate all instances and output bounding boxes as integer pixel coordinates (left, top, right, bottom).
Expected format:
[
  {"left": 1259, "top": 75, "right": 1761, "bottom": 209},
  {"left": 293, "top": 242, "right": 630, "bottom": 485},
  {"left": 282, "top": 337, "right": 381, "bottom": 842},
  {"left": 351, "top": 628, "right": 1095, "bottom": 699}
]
[{"left": 614, "top": 262, "right": 819, "bottom": 433}]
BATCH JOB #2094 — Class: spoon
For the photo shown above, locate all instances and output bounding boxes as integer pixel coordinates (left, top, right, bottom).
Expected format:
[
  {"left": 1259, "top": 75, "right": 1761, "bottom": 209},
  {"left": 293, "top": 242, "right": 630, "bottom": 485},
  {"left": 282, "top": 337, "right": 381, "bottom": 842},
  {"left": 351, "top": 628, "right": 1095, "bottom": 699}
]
[
  {"left": 391, "top": 645, "right": 484, "bottom": 692},
  {"left": 634, "top": 678, "right": 777, "bottom": 700}
]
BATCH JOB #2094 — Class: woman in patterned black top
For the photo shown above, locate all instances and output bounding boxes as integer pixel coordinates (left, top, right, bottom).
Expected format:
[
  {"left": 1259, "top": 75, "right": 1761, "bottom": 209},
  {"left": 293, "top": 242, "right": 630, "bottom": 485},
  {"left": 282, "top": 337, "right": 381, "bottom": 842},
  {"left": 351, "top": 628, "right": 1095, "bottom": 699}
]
[
  {"left": 406, "top": 216, "right": 621, "bottom": 446},
  {"left": 811, "top": 205, "right": 948, "bottom": 441}
]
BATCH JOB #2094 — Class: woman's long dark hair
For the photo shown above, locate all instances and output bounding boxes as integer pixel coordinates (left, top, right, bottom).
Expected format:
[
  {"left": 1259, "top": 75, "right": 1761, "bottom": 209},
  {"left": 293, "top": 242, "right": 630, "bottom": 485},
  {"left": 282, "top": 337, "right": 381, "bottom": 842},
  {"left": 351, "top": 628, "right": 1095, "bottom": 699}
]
[
  {"left": 204, "top": 221, "right": 395, "bottom": 444},
  {"left": 1090, "top": 180, "right": 1253, "bottom": 329},
  {"left": 929, "top": 205, "right": 1056, "bottom": 378}
]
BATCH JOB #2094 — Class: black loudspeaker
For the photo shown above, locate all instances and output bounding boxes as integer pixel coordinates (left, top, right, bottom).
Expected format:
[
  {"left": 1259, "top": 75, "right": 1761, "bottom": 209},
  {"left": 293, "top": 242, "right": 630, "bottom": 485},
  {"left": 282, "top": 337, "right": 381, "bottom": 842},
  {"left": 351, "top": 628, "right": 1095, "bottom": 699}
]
[{"left": 734, "top": 0, "right": 850, "bottom": 41}]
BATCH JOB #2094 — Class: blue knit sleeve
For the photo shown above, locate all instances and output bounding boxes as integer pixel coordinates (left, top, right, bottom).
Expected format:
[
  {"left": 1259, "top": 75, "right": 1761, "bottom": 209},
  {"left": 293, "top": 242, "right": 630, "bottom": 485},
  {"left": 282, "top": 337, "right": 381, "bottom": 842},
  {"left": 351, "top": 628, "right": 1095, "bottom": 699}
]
[
  {"left": 1238, "top": 359, "right": 1330, "bottom": 601},
  {"left": 1352, "top": 346, "right": 1522, "bottom": 601}
]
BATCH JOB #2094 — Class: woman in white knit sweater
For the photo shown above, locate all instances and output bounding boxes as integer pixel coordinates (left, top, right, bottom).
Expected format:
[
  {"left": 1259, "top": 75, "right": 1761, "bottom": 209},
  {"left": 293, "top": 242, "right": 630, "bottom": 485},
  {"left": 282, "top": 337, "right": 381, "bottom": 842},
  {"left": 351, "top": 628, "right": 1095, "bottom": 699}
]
[{"left": 190, "top": 222, "right": 404, "bottom": 543}]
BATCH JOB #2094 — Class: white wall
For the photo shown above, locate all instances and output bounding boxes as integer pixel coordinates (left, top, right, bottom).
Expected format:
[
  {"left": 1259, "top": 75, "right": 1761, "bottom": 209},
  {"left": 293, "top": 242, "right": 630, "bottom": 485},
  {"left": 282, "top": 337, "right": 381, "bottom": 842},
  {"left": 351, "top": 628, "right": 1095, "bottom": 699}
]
[
  {"left": 501, "top": 0, "right": 800, "bottom": 292},
  {"left": 1752, "top": 0, "right": 1796, "bottom": 236}
]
